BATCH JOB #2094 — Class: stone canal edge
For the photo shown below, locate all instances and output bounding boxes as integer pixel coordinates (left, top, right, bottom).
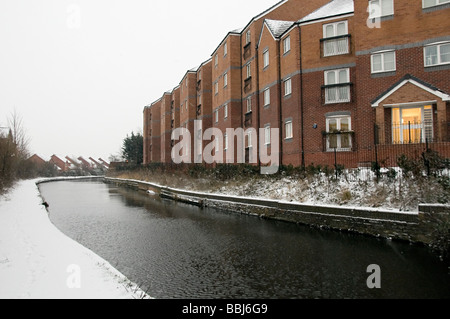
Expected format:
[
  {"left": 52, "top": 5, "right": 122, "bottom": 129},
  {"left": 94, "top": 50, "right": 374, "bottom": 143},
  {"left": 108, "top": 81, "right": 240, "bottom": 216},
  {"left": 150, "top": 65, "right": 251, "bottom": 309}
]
[{"left": 103, "top": 177, "right": 449, "bottom": 250}]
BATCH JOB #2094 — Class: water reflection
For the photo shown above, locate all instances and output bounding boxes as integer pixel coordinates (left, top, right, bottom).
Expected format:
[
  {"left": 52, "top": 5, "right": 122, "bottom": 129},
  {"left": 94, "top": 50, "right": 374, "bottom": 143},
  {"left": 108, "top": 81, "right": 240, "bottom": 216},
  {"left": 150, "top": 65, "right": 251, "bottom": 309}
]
[{"left": 39, "top": 180, "right": 450, "bottom": 299}]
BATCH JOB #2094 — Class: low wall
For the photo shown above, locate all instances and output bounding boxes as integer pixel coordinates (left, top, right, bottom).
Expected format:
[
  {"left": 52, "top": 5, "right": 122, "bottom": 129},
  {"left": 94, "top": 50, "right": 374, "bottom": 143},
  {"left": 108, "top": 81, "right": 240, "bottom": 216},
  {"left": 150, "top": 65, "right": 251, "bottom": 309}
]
[{"left": 104, "top": 177, "right": 449, "bottom": 246}]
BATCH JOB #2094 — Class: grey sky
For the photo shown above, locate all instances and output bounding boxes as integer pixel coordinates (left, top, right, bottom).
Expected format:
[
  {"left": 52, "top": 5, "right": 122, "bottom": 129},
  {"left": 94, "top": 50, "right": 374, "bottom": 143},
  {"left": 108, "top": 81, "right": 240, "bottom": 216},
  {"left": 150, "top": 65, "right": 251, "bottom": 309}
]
[{"left": 0, "top": 0, "right": 278, "bottom": 161}]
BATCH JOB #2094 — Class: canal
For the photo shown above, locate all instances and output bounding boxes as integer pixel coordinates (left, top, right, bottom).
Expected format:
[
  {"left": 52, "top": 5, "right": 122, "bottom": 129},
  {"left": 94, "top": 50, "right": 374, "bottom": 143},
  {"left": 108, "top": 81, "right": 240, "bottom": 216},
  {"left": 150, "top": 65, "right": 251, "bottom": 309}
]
[{"left": 38, "top": 180, "right": 450, "bottom": 299}]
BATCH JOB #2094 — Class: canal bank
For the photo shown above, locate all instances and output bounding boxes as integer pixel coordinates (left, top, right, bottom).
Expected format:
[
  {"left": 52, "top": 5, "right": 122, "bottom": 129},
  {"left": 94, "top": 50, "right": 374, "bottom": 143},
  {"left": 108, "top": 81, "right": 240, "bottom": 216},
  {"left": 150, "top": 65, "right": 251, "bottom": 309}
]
[{"left": 104, "top": 177, "right": 450, "bottom": 253}]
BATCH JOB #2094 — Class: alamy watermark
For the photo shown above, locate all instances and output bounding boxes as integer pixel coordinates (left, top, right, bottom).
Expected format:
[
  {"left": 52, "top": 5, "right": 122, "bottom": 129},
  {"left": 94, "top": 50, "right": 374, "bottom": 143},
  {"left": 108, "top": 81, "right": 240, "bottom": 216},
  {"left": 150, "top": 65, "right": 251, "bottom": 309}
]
[
  {"left": 367, "top": 264, "right": 381, "bottom": 289},
  {"left": 367, "top": 2, "right": 382, "bottom": 29},
  {"left": 171, "top": 120, "right": 280, "bottom": 175}
]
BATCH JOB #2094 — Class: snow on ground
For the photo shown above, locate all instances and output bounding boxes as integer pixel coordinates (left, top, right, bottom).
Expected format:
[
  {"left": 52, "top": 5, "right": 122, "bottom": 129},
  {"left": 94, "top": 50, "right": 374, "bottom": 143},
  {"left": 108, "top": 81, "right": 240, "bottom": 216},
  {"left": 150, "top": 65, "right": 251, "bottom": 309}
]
[{"left": 0, "top": 179, "right": 150, "bottom": 299}]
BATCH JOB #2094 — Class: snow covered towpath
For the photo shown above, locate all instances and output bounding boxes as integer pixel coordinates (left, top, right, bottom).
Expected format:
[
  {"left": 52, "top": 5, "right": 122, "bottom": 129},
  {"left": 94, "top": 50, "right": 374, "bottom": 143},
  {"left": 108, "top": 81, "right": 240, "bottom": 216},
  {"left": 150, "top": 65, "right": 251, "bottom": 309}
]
[{"left": 0, "top": 179, "right": 149, "bottom": 299}]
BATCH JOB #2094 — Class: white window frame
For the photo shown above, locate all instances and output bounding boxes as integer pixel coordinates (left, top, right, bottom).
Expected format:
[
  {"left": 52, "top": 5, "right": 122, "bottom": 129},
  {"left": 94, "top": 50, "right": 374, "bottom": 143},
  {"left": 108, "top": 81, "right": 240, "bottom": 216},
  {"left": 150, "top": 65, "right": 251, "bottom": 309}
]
[
  {"left": 392, "top": 105, "right": 434, "bottom": 144},
  {"left": 224, "top": 72, "right": 228, "bottom": 88},
  {"left": 323, "top": 21, "right": 348, "bottom": 38},
  {"left": 215, "top": 109, "right": 219, "bottom": 123},
  {"left": 371, "top": 50, "right": 396, "bottom": 73},
  {"left": 326, "top": 116, "right": 352, "bottom": 151},
  {"left": 246, "top": 97, "right": 252, "bottom": 113},
  {"left": 423, "top": 0, "right": 450, "bottom": 8},
  {"left": 324, "top": 68, "right": 351, "bottom": 104},
  {"left": 284, "top": 78, "right": 292, "bottom": 96},
  {"left": 264, "top": 88, "right": 270, "bottom": 106},
  {"left": 246, "top": 63, "right": 251, "bottom": 79},
  {"left": 246, "top": 30, "right": 251, "bottom": 45},
  {"left": 247, "top": 131, "right": 253, "bottom": 148},
  {"left": 283, "top": 36, "right": 291, "bottom": 54},
  {"left": 368, "top": 0, "right": 394, "bottom": 19},
  {"left": 263, "top": 50, "right": 269, "bottom": 68},
  {"left": 224, "top": 42, "right": 228, "bottom": 57},
  {"left": 424, "top": 42, "right": 450, "bottom": 67},
  {"left": 285, "top": 120, "right": 293, "bottom": 139},
  {"left": 264, "top": 125, "right": 271, "bottom": 146},
  {"left": 224, "top": 133, "right": 228, "bottom": 151},
  {"left": 214, "top": 54, "right": 218, "bottom": 67},
  {"left": 224, "top": 104, "right": 228, "bottom": 119},
  {"left": 322, "top": 21, "right": 349, "bottom": 57},
  {"left": 214, "top": 82, "right": 219, "bottom": 95}
]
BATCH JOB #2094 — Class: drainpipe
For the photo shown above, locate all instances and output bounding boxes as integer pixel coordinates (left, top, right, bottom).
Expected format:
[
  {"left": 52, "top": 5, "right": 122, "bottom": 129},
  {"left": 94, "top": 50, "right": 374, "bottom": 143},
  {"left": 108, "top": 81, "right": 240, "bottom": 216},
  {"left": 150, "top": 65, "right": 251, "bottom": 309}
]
[
  {"left": 298, "top": 24, "right": 305, "bottom": 168},
  {"left": 277, "top": 37, "right": 283, "bottom": 168},
  {"left": 256, "top": 44, "right": 261, "bottom": 169}
]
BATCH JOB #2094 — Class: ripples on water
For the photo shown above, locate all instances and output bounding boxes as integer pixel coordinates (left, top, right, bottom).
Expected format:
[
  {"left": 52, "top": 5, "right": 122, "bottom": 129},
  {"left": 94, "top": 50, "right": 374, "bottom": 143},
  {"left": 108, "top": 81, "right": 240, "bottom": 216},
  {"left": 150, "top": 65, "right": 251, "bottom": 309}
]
[{"left": 39, "top": 180, "right": 450, "bottom": 299}]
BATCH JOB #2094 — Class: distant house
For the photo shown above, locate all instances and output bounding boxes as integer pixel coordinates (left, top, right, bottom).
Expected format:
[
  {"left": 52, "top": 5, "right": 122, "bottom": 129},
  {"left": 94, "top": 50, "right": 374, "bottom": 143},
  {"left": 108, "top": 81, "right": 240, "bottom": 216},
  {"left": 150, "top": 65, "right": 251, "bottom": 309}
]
[
  {"left": 50, "top": 155, "right": 68, "bottom": 172},
  {"left": 27, "top": 154, "right": 47, "bottom": 167}
]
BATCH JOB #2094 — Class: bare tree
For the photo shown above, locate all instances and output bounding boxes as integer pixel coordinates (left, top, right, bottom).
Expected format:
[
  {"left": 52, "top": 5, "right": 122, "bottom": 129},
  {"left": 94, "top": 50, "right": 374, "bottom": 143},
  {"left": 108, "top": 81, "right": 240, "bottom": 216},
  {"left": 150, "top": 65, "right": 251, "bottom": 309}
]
[{"left": 7, "top": 109, "right": 30, "bottom": 160}]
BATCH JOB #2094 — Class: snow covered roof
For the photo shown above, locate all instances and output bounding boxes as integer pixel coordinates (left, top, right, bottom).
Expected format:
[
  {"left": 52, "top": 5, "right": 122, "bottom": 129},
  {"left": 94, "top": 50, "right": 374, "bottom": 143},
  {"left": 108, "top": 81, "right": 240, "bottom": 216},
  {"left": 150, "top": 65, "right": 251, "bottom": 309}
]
[
  {"left": 265, "top": 20, "right": 295, "bottom": 38},
  {"left": 298, "top": 0, "right": 354, "bottom": 24}
]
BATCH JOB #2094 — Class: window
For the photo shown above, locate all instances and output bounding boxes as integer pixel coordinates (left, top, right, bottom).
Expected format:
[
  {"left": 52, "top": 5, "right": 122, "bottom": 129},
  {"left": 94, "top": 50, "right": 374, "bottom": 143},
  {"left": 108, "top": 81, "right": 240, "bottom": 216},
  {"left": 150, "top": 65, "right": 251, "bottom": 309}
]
[
  {"left": 392, "top": 106, "right": 433, "bottom": 144},
  {"left": 224, "top": 42, "right": 228, "bottom": 56},
  {"left": 246, "top": 30, "right": 251, "bottom": 45},
  {"left": 326, "top": 116, "right": 352, "bottom": 151},
  {"left": 424, "top": 42, "right": 450, "bottom": 67},
  {"left": 324, "top": 68, "right": 351, "bottom": 104},
  {"left": 215, "top": 82, "right": 219, "bottom": 95},
  {"left": 246, "top": 97, "right": 252, "bottom": 113},
  {"left": 264, "top": 88, "right": 270, "bottom": 106},
  {"left": 215, "top": 54, "right": 218, "bottom": 67},
  {"left": 224, "top": 133, "right": 228, "bottom": 150},
  {"left": 224, "top": 72, "right": 228, "bottom": 87},
  {"left": 246, "top": 63, "right": 251, "bottom": 79},
  {"left": 263, "top": 50, "right": 269, "bottom": 68},
  {"left": 247, "top": 131, "right": 252, "bottom": 148},
  {"left": 371, "top": 51, "right": 396, "bottom": 73},
  {"left": 322, "top": 21, "right": 349, "bottom": 57},
  {"left": 224, "top": 104, "right": 228, "bottom": 119},
  {"left": 264, "top": 125, "right": 271, "bottom": 145},
  {"left": 215, "top": 109, "right": 219, "bottom": 123},
  {"left": 283, "top": 36, "right": 291, "bottom": 54},
  {"left": 368, "top": 0, "right": 394, "bottom": 19},
  {"left": 285, "top": 120, "right": 293, "bottom": 139},
  {"left": 423, "top": 0, "right": 450, "bottom": 8},
  {"left": 284, "top": 78, "right": 292, "bottom": 96}
]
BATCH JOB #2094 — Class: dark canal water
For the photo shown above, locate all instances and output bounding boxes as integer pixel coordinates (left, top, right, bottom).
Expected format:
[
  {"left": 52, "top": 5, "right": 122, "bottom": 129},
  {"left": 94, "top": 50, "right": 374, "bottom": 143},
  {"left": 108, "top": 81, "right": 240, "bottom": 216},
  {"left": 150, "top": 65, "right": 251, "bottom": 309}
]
[{"left": 38, "top": 180, "right": 450, "bottom": 299}]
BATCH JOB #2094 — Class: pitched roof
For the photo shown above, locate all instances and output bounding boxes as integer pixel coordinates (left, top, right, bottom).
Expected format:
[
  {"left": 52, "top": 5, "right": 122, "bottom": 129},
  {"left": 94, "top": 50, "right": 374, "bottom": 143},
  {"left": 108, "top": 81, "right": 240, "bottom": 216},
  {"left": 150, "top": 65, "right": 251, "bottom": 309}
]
[
  {"left": 265, "top": 19, "right": 295, "bottom": 38},
  {"left": 371, "top": 74, "right": 450, "bottom": 107},
  {"left": 298, "top": 0, "right": 354, "bottom": 24}
]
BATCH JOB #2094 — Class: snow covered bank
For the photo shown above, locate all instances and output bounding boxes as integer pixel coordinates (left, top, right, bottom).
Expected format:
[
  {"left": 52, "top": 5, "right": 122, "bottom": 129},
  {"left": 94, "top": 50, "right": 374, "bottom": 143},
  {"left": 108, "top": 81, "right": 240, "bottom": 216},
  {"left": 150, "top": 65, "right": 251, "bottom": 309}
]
[{"left": 0, "top": 179, "right": 150, "bottom": 299}]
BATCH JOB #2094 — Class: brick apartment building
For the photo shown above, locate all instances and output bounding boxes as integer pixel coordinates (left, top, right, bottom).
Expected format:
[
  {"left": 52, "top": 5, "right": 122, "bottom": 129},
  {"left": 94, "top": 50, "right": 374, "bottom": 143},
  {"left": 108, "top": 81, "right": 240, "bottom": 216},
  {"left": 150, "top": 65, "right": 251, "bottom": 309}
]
[{"left": 143, "top": 0, "right": 450, "bottom": 169}]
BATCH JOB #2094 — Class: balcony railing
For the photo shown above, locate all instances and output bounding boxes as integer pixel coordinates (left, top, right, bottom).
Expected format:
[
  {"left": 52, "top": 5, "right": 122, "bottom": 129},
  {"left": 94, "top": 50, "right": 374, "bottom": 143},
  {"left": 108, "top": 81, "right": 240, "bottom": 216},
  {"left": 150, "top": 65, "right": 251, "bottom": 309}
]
[
  {"left": 391, "top": 121, "right": 434, "bottom": 145},
  {"left": 322, "top": 131, "right": 354, "bottom": 152},
  {"left": 320, "top": 35, "right": 351, "bottom": 57},
  {"left": 322, "top": 83, "right": 352, "bottom": 104}
]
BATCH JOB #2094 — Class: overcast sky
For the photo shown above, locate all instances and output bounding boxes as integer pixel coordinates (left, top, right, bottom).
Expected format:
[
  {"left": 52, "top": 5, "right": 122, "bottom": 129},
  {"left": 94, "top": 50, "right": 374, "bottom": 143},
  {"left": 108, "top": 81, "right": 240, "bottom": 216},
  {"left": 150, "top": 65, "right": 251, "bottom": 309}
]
[{"left": 0, "top": 0, "right": 278, "bottom": 161}]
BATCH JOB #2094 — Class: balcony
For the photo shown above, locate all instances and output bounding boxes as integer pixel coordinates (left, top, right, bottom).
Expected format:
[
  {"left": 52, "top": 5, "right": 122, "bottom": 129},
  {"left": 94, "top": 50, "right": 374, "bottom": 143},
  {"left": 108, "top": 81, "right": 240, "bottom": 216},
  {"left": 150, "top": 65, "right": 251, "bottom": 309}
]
[
  {"left": 244, "top": 77, "right": 252, "bottom": 93},
  {"left": 320, "top": 35, "right": 351, "bottom": 57},
  {"left": 322, "top": 83, "right": 353, "bottom": 104}
]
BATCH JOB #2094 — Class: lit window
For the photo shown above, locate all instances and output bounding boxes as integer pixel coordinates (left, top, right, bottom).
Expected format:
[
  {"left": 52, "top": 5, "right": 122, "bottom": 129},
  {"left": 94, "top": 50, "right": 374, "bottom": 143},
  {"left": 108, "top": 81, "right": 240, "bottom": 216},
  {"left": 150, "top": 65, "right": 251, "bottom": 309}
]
[
  {"left": 285, "top": 120, "right": 293, "bottom": 139},
  {"left": 368, "top": 0, "right": 394, "bottom": 19},
  {"left": 371, "top": 51, "right": 396, "bottom": 73},
  {"left": 263, "top": 50, "right": 269, "bottom": 68},
  {"left": 392, "top": 106, "right": 433, "bottom": 144},
  {"left": 284, "top": 78, "right": 292, "bottom": 96},
  {"left": 423, "top": 0, "right": 450, "bottom": 8},
  {"left": 264, "top": 88, "right": 270, "bottom": 106},
  {"left": 424, "top": 42, "right": 450, "bottom": 67},
  {"left": 283, "top": 36, "right": 291, "bottom": 54}
]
